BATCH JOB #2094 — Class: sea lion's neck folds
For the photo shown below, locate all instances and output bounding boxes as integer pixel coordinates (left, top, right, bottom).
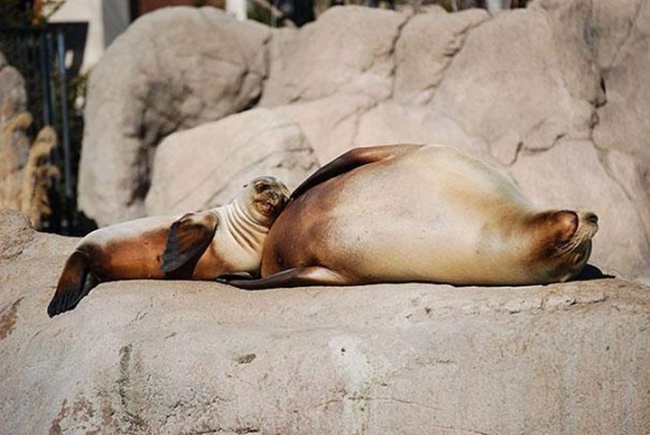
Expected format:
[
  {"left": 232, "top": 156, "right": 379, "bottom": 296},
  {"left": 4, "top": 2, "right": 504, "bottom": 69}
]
[{"left": 221, "top": 200, "right": 269, "bottom": 252}]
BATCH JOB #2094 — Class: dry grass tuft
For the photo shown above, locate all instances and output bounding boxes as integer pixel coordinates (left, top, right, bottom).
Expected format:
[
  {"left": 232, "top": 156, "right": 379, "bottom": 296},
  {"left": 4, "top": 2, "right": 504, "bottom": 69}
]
[{"left": 0, "top": 96, "right": 59, "bottom": 229}]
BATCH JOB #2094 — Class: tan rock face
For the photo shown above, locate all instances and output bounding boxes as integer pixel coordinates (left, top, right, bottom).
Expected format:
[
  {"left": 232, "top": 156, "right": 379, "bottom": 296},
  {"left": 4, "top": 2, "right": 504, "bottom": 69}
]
[
  {"left": 144, "top": 108, "right": 319, "bottom": 215},
  {"left": 78, "top": 4, "right": 649, "bottom": 280},
  {"left": 259, "top": 6, "right": 409, "bottom": 106},
  {"left": 1, "top": 210, "right": 649, "bottom": 433},
  {"left": 78, "top": 7, "right": 271, "bottom": 226}
]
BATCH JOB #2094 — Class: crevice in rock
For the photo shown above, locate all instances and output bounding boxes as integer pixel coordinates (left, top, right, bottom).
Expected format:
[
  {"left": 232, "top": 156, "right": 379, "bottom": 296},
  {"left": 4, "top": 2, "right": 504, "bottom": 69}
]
[
  {"left": 116, "top": 344, "right": 150, "bottom": 433},
  {"left": 596, "top": 76, "right": 607, "bottom": 108},
  {"left": 398, "top": 10, "right": 491, "bottom": 105},
  {"left": 388, "top": 12, "right": 415, "bottom": 99},
  {"left": 507, "top": 128, "right": 566, "bottom": 168},
  {"left": 608, "top": 0, "right": 644, "bottom": 72},
  {"left": 507, "top": 141, "right": 525, "bottom": 167}
]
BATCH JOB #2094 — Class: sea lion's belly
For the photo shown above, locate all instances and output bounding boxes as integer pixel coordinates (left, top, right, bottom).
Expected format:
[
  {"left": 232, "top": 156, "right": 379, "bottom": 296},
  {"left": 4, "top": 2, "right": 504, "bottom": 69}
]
[
  {"left": 193, "top": 217, "right": 265, "bottom": 279},
  {"left": 324, "top": 191, "right": 522, "bottom": 284},
  {"left": 265, "top": 146, "right": 534, "bottom": 284}
]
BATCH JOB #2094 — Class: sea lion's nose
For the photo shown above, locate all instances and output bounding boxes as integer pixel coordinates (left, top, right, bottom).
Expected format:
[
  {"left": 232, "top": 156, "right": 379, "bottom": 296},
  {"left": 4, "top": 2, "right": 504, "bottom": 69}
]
[{"left": 586, "top": 213, "right": 598, "bottom": 224}]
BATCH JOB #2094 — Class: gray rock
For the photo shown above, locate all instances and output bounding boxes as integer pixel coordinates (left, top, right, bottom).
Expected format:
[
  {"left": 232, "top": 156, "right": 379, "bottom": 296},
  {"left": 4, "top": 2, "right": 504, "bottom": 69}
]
[
  {"left": 429, "top": 7, "right": 597, "bottom": 155},
  {"left": 355, "top": 102, "right": 494, "bottom": 164},
  {"left": 78, "top": 7, "right": 271, "bottom": 226},
  {"left": 0, "top": 210, "right": 34, "bottom": 262},
  {"left": 393, "top": 8, "right": 489, "bottom": 104},
  {"left": 589, "top": 0, "right": 650, "bottom": 197},
  {"left": 0, "top": 209, "right": 648, "bottom": 434},
  {"left": 144, "top": 107, "right": 319, "bottom": 215},
  {"left": 259, "top": 6, "right": 409, "bottom": 106},
  {"left": 274, "top": 94, "right": 376, "bottom": 163}
]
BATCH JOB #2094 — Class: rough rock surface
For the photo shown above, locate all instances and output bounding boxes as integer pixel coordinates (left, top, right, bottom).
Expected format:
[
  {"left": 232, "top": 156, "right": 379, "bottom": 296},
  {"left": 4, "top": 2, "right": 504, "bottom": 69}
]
[
  {"left": 144, "top": 108, "right": 319, "bottom": 215},
  {"left": 1, "top": 210, "right": 648, "bottom": 434},
  {"left": 78, "top": 4, "right": 650, "bottom": 280},
  {"left": 260, "top": 6, "right": 409, "bottom": 106},
  {"left": 78, "top": 7, "right": 271, "bottom": 226}
]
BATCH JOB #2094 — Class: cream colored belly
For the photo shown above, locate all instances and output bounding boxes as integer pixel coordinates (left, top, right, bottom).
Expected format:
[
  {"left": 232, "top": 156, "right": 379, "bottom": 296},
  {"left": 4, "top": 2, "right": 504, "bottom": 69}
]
[{"left": 194, "top": 226, "right": 263, "bottom": 279}]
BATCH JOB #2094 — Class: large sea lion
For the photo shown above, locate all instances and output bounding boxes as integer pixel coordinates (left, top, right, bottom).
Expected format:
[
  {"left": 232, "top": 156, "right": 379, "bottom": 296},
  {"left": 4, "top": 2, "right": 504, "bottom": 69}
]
[
  {"left": 47, "top": 176, "right": 289, "bottom": 317},
  {"left": 221, "top": 144, "right": 599, "bottom": 289}
]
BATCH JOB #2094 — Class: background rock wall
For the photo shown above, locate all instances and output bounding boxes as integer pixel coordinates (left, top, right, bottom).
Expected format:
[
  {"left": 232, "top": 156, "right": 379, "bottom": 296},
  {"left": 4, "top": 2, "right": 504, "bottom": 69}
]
[{"left": 78, "top": 2, "right": 650, "bottom": 280}]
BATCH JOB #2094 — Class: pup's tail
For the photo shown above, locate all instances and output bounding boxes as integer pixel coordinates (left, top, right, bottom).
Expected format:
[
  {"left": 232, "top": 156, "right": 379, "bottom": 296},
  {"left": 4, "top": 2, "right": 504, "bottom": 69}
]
[{"left": 47, "top": 250, "right": 92, "bottom": 317}]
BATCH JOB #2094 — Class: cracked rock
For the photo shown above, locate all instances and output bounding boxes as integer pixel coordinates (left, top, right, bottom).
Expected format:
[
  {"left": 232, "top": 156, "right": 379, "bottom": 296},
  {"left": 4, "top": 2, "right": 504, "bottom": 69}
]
[
  {"left": 393, "top": 8, "right": 488, "bottom": 104},
  {"left": 259, "top": 6, "right": 409, "bottom": 106}
]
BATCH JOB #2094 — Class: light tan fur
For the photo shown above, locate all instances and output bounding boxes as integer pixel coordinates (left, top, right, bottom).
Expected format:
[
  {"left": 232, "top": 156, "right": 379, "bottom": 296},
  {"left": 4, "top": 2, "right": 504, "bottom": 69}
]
[{"left": 224, "top": 145, "right": 598, "bottom": 290}]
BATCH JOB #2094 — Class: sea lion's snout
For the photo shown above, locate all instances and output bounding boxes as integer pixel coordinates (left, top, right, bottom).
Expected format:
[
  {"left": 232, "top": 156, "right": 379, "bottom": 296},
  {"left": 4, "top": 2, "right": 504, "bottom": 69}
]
[
  {"left": 265, "top": 190, "right": 288, "bottom": 209},
  {"left": 248, "top": 176, "right": 289, "bottom": 220},
  {"left": 585, "top": 212, "right": 598, "bottom": 225},
  {"left": 577, "top": 211, "right": 599, "bottom": 236}
]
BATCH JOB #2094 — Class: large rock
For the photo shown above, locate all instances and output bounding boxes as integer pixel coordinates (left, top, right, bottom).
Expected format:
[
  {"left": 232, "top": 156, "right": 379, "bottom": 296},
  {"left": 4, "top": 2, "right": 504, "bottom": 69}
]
[
  {"left": 428, "top": 7, "right": 597, "bottom": 154},
  {"left": 274, "top": 94, "right": 376, "bottom": 163},
  {"left": 144, "top": 108, "right": 319, "bottom": 215},
  {"left": 259, "top": 6, "right": 409, "bottom": 106},
  {"left": 393, "top": 7, "right": 489, "bottom": 104},
  {"left": 78, "top": 7, "right": 271, "bottom": 226},
  {"left": 0, "top": 210, "right": 649, "bottom": 433}
]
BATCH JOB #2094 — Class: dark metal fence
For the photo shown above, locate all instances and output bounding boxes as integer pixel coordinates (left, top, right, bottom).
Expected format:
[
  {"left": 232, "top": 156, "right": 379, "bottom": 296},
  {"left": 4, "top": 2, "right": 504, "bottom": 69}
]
[{"left": 0, "top": 22, "right": 88, "bottom": 235}]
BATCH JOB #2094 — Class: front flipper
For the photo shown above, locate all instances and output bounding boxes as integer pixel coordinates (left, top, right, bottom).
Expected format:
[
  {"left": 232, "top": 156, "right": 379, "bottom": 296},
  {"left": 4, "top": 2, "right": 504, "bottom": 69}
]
[
  {"left": 218, "top": 266, "right": 350, "bottom": 290},
  {"left": 161, "top": 211, "right": 219, "bottom": 273},
  {"left": 291, "top": 144, "right": 423, "bottom": 200}
]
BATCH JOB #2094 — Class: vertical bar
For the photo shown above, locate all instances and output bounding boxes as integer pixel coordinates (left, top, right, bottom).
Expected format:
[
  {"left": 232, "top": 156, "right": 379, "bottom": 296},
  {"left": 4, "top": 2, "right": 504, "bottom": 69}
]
[
  {"left": 39, "top": 30, "right": 50, "bottom": 127},
  {"left": 56, "top": 28, "right": 72, "bottom": 234},
  {"left": 45, "top": 30, "right": 63, "bottom": 233}
]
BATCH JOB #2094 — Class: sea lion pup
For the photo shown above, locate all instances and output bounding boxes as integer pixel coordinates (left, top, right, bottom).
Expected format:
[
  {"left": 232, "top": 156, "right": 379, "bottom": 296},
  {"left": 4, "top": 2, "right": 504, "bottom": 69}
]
[
  {"left": 47, "top": 176, "right": 289, "bottom": 317},
  {"left": 221, "top": 144, "right": 599, "bottom": 290}
]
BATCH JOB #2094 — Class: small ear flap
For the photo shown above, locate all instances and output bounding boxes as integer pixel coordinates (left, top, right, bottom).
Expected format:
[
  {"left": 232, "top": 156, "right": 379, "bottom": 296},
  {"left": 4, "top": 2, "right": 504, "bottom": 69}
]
[{"left": 161, "top": 211, "right": 219, "bottom": 273}]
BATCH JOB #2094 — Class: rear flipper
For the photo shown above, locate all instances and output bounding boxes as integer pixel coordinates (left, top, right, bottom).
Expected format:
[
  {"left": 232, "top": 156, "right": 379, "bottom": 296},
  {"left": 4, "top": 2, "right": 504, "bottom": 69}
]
[
  {"left": 47, "top": 250, "right": 94, "bottom": 317},
  {"left": 217, "top": 266, "right": 350, "bottom": 290}
]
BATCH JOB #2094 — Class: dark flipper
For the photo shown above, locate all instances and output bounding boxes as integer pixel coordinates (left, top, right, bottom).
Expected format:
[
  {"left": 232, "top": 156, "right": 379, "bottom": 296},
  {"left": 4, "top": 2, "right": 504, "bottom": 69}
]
[
  {"left": 290, "top": 144, "right": 423, "bottom": 200},
  {"left": 218, "top": 266, "right": 350, "bottom": 290},
  {"left": 572, "top": 264, "right": 615, "bottom": 281},
  {"left": 48, "top": 250, "right": 92, "bottom": 317},
  {"left": 161, "top": 211, "right": 219, "bottom": 273}
]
